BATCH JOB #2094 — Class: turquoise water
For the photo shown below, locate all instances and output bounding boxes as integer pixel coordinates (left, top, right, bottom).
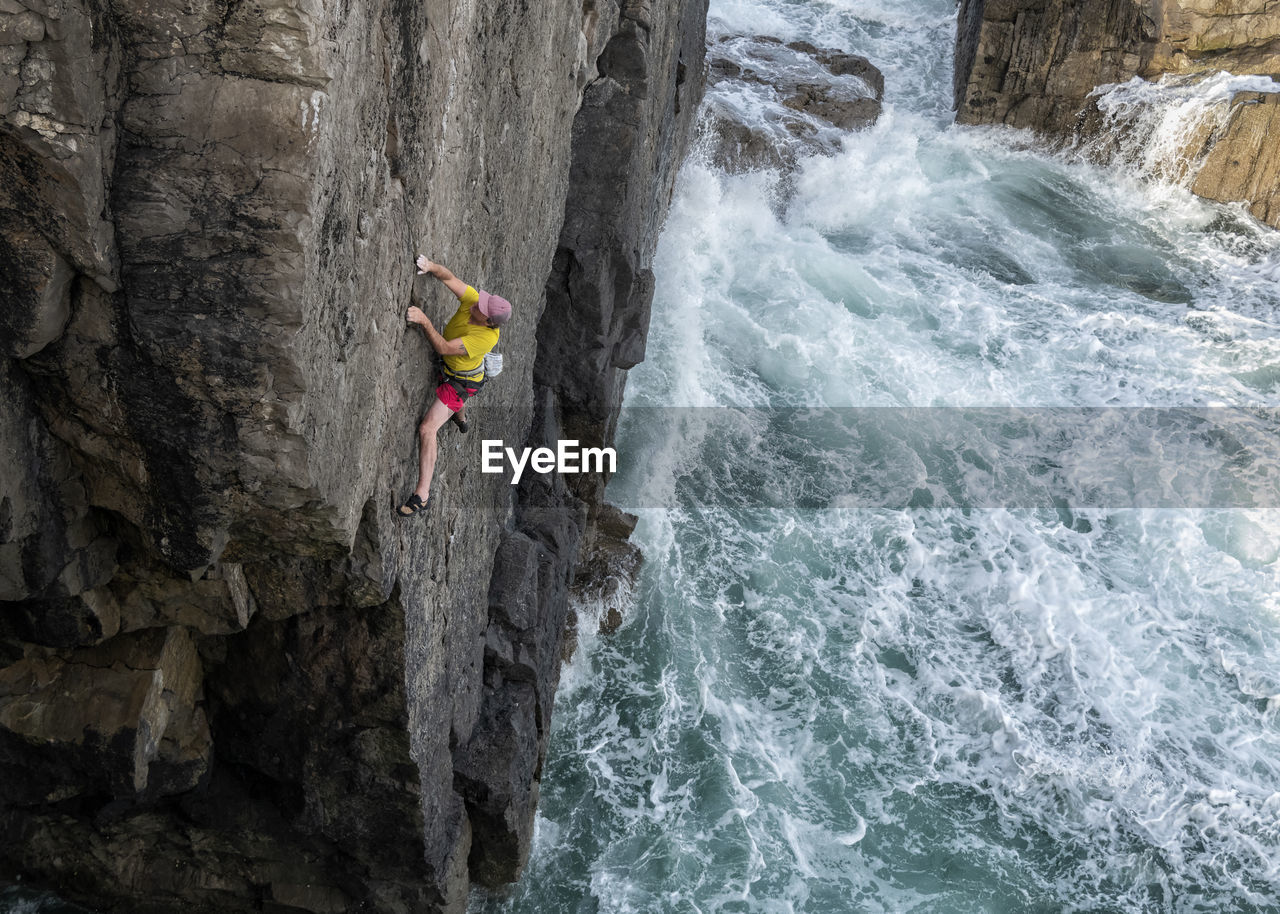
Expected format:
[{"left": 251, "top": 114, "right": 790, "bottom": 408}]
[{"left": 476, "top": 0, "right": 1280, "bottom": 912}]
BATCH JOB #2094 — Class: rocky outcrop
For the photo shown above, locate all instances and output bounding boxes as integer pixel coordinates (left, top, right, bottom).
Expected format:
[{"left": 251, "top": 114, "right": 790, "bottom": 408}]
[
  {"left": 0, "top": 0, "right": 706, "bottom": 909},
  {"left": 1191, "top": 90, "right": 1280, "bottom": 227},
  {"left": 955, "top": 0, "right": 1280, "bottom": 132},
  {"left": 1150, "top": 1, "right": 1280, "bottom": 75},
  {"left": 954, "top": 0, "right": 1280, "bottom": 226},
  {"left": 1, "top": 627, "right": 210, "bottom": 803},
  {"left": 954, "top": 0, "right": 1159, "bottom": 133},
  {"left": 704, "top": 35, "right": 884, "bottom": 172}
]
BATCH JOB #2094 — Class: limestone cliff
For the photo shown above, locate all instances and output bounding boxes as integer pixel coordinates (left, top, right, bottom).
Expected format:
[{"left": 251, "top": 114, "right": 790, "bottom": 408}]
[
  {"left": 0, "top": 0, "right": 706, "bottom": 908},
  {"left": 953, "top": 0, "right": 1280, "bottom": 227}
]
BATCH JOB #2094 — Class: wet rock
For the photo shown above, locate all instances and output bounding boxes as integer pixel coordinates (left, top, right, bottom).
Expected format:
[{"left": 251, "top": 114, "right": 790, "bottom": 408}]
[
  {"left": 702, "top": 35, "right": 884, "bottom": 173},
  {"left": 782, "top": 87, "right": 883, "bottom": 131},
  {"left": 599, "top": 606, "right": 625, "bottom": 635},
  {"left": 706, "top": 116, "right": 800, "bottom": 173},
  {"left": 570, "top": 502, "right": 641, "bottom": 644},
  {"left": 453, "top": 680, "right": 539, "bottom": 888},
  {"left": 458, "top": 399, "right": 587, "bottom": 886},
  {"left": 1192, "top": 91, "right": 1280, "bottom": 229},
  {"left": 785, "top": 39, "right": 885, "bottom": 96}
]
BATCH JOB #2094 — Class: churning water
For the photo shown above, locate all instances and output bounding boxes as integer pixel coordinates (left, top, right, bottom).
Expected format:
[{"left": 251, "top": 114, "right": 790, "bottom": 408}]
[{"left": 477, "top": 0, "right": 1280, "bottom": 912}]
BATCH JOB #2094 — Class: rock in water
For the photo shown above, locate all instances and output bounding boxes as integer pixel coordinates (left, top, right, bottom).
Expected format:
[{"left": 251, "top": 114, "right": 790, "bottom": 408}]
[
  {"left": 1192, "top": 91, "right": 1280, "bottom": 228},
  {"left": 703, "top": 35, "right": 885, "bottom": 174}
]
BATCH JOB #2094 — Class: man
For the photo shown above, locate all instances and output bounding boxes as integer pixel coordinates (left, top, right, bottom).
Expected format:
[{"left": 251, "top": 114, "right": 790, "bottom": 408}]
[{"left": 398, "top": 254, "right": 512, "bottom": 516}]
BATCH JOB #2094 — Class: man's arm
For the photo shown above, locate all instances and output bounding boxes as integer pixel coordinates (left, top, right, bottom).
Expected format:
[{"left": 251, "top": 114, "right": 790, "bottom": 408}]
[
  {"left": 416, "top": 255, "right": 469, "bottom": 300},
  {"left": 406, "top": 306, "right": 468, "bottom": 357}
]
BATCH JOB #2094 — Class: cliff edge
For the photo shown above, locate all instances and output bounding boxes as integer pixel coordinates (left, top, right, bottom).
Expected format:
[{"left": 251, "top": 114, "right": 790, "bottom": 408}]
[{"left": 0, "top": 0, "right": 706, "bottom": 909}]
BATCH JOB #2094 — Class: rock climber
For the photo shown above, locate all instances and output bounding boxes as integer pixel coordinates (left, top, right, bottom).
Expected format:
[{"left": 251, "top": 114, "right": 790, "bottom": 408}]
[{"left": 398, "top": 254, "right": 511, "bottom": 517}]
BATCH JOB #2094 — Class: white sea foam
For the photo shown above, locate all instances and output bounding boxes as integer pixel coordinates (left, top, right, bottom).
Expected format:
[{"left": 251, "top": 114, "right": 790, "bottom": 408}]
[{"left": 1090, "top": 72, "right": 1280, "bottom": 186}]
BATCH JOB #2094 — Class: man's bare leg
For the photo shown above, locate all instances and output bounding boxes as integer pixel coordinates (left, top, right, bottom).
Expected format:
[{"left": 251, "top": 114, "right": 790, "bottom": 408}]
[{"left": 412, "top": 397, "right": 455, "bottom": 503}]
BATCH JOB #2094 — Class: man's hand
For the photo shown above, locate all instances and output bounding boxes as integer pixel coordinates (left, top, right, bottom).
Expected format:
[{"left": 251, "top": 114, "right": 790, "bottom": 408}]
[
  {"left": 408, "top": 303, "right": 466, "bottom": 357},
  {"left": 415, "top": 254, "right": 468, "bottom": 300},
  {"left": 407, "top": 305, "right": 432, "bottom": 329}
]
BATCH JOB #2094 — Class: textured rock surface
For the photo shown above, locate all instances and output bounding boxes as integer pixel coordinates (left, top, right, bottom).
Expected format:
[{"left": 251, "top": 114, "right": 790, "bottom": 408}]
[
  {"left": 1150, "top": 0, "right": 1280, "bottom": 75},
  {"left": 704, "top": 35, "right": 884, "bottom": 173},
  {"left": 0, "top": 0, "right": 707, "bottom": 908},
  {"left": 0, "top": 627, "right": 209, "bottom": 802},
  {"left": 954, "top": 0, "right": 1157, "bottom": 133},
  {"left": 1192, "top": 90, "right": 1280, "bottom": 227},
  {"left": 954, "top": 0, "right": 1280, "bottom": 225}
]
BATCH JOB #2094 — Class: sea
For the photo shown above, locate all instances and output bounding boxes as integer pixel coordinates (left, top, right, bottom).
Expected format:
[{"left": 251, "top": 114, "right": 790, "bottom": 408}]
[
  {"left": 7, "top": 1, "right": 1280, "bottom": 913},
  {"left": 473, "top": 0, "right": 1280, "bottom": 912}
]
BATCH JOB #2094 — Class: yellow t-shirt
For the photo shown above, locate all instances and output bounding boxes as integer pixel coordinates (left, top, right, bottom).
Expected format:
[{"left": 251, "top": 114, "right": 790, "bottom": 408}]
[{"left": 442, "top": 286, "right": 500, "bottom": 377}]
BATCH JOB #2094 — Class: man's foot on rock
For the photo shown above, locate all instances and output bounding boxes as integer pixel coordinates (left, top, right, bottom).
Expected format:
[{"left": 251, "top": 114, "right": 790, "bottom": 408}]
[
  {"left": 450, "top": 412, "right": 469, "bottom": 433},
  {"left": 397, "top": 493, "right": 429, "bottom": 517}
]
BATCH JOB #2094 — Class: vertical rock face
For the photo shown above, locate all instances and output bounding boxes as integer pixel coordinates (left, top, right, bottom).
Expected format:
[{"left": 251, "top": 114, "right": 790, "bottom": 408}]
[
  {"left": 953, "top": 0, "right": 1280, "bottom": 226},
  {"left": 954, "top": 0, "right": 1158, "bottom": 133},
  {"left": 0, "top": 0, "right": 706, "bottom": 910}
]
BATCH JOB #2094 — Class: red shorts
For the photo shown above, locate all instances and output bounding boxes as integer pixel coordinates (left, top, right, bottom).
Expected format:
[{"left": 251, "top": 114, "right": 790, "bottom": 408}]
[{"left": 436, "top": 379, "right": 478, "bottom": 413}]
